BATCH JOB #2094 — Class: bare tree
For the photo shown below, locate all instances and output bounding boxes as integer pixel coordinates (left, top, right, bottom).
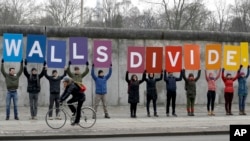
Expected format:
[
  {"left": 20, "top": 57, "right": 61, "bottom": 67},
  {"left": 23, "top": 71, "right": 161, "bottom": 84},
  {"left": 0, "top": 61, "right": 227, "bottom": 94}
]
[{"left": 43, "top": 0, "right": 81, "bottom": 27}]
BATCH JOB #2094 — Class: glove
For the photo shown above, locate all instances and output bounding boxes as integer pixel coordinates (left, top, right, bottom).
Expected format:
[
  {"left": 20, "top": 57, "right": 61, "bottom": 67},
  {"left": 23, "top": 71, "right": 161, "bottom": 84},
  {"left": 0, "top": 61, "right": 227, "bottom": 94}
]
[
  {"left": 20, "top": 59, "right": 23, "bottom": 64},
  {"left": 86, "top": 61, "right": 89, "bottom": 66},
  {"left": 144, "top": 70, "right": 147, "bottom": 73},
  {"left": 248, "top": 65, "right": 250, "bottom": 68},
  {"left": 110, "top": 63, "right": 112, "bottom": 67},
  {"left": 68, "top": 61, "right": 71, "bottom": 66},
  {"left": 161, "top": 69, "right": 163, "bottom": 73},
  {"left": 43, "top": 61, "right": 46, "bottom": 66},
  {"left": 240, "top": 64, "right": 243, "bottom": 69},
  {"left": 24, "top": 59, "right": 27, "bottom": 66},
  {"left": 222, "top": 68, "right": 225, "bottom": 72},
  {"left": 92, "top": 63, "right": 94, "bottom": 67},
  {"left": 126, "top": 70, "right": 129, "bottom": 73},
  {"left": 2, "top": 58, "right": 4, "bottom": 63}
]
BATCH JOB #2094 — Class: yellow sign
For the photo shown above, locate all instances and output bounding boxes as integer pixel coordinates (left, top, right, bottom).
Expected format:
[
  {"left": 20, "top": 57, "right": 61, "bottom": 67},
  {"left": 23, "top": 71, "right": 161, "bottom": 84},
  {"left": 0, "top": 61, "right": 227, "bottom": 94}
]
[
  {"left": 223, "top": 45, "right": 241, "bottom": 71},
  {"left": 241, "top": 42, "right": 249, "bottom": 68}
]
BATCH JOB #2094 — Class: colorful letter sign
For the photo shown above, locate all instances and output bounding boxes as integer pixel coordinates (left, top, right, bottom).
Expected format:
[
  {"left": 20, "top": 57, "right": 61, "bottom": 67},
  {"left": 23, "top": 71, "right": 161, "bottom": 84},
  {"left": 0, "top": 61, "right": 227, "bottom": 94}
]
[
  {"left": 146, "top": 47, "right": 163, "bottom": 73},
  {"left": 184, "top": 44, "right": 200, "bottom": 70},
  {"left": 127, "top": 47, "right": 145, "bottom": 73},
  {"left": 205, "top": 44, "right": 221, "bottom": 70},
  {"left": 47, "top": 40, "right": 66, "bottom": 68},
  {"left": 223, "top": 45, "right": 241, "bottom": 71},
  {"left": 69, "top": 37, "right": 88, "bottom": 65},
  {"left": 3, "top": 33, "right": 23, "bottom": 62},
  {"left": 165, "top": 46, "right": 182, "bottom": 72},
  {"left": 93, "top": 40, "right": 112, "bottom": 68},
  {"left": 26, "top": 34, "right": 46, "bottom": 63}
]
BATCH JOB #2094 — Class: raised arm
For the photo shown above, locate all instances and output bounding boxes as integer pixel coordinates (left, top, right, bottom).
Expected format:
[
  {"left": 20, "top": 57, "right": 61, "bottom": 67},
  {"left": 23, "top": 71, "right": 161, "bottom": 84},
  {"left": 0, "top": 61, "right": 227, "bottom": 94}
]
[
  {"left": 81, "top": 62, "right": 89, "bottom": 78},
  {"left": 155, "top": 71, "right": 163, "bottom": 81},
  {"left": 126, "top": 71, "right": 130, "bottom": 83},
  {"left": 1, "top": 59, "right": 7, "bottom": 77},
  {"left": 221, "top": 68, "right": 226, "bottom": 82},
  {"left": 23, "top": 66, "right": 30, "bottom": 78},
  {"left": 66, "top": 61, "right": 73, "bottom": 77},
  {"left": 59, "top": 68, "right": 67, "bottom": 80},
  {"left": 164, "top": 70, "right": 168, "bottom": 82},
  {"left": 91, "top": 65, "right": 97, "bottom": 81},
  {"left": 204, "top": 70, "right": 209, "bottom": 81},
  {"left": 105, "top": 64, "right": 112, "bottom": 80},
  {"left": 44, "top": 68, "right": 50, "bottom": 80},
  {"left": 139, "top": 70, "right": 146, "bottom": 84},
  {"left": 182, "top": 69, "right": 187, "bottom": 81},
  {"left": 233, "top": 65, "right": 242, "bottom": 81},
  {"left": 246, "top": 65, "right": 250, "bottom": 78},
  {"left": 214, "top": 69, "right": 221, "bottom": 81},
  {"left": 195, "top": 70, "right": 201, "bottom": 82}
]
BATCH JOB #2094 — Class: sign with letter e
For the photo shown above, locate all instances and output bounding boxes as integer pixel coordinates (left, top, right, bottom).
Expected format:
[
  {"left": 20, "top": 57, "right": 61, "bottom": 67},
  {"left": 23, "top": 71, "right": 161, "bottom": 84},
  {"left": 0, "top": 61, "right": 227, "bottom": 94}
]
[{"left": 230, "top": 125, "right": 250, "bottom": 141}]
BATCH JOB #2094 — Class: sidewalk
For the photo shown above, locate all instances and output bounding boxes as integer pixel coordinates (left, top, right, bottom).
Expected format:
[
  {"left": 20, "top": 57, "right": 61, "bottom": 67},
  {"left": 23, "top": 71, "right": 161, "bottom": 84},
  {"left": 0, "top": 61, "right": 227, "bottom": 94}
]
[{"left": 0, "top": 104, "right": 249, "bottom": 139}]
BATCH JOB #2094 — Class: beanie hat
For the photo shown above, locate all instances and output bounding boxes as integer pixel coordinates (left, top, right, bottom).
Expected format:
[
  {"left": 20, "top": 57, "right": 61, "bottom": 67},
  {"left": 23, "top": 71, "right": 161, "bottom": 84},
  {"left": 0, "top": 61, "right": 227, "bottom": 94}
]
[
  {"left": 98, "top": 70, "right": 103, "bottom": 75},
  {"left": 31, "top": 68, "right": 37, "bottom": 71},
  {"left": 52, "top": 70, "right": 57, "bottom": 74},
  {"left": 62, "top": 76, "right": 71, "bottom": 83},
  {"left": 74, "top": 66, "right": 79, "bottom": 70}
]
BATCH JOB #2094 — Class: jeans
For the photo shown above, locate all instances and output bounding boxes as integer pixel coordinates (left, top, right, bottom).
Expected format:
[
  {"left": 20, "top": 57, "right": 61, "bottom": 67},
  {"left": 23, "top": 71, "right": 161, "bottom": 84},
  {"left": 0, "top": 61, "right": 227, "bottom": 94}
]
[
  {"left": 6, "top": 91, "right": 18, "bottom": 117},
  {"left": 29, "top": 93, "right": 39, "bottom": 117},
  {"left": 166, "top": 90, "right": 177, "bottom": 114},
  {"left": 146, "top": 95, "right": 157, "bottom": 114},
  {"left": 239, "top": 95, "right": 247, "bottom": 111},
  {"left": 48, "top": 93, "right": 60, "bottom": 117},
  {"left": 207, "top": 90, "right": 216, "bottom": 111}
]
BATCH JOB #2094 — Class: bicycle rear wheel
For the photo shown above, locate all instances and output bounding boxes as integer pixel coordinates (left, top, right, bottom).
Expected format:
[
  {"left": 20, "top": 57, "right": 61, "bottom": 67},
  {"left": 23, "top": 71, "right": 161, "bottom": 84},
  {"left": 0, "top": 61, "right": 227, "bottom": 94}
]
[
  {"left": 45, "top": 108, "right": 67, "bottom": 129},
  {"left": 79, "top": 107, "right": 96, "bottom": 128}
]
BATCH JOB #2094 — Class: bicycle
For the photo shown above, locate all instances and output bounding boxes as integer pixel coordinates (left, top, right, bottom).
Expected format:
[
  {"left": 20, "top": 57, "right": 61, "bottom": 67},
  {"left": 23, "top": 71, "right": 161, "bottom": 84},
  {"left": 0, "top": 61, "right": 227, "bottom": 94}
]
[{"left": 45, "top": 102, "right": 96, "bottom": 129}]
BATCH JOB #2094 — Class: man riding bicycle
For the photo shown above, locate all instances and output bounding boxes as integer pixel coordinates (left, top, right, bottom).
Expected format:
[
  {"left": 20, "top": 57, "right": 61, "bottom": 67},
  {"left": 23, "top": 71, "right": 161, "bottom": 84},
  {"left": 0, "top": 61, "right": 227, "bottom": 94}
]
[{"left": 59, "top": 76, "right": 85, "bottom": 126}]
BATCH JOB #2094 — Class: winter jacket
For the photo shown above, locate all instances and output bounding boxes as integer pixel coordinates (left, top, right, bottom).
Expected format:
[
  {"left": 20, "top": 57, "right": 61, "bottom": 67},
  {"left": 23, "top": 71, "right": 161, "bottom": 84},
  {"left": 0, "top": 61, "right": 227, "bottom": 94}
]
[
  {"left": 238, "top": 67, "right": 250, "bottom": 96},
  {"left": 205, "top": 70, "right": 221, "bottom": 91},
  {"left": 145, "top": 73, "right": 163, "bottom": 100},
  {"left": 222, "top": 70, "right": 239, "bottom": 93},
  {"left": 24, "top": 66, "right": 45, "bottom": 93},
  {"left": 164, "top": 71, "right": 182, "bottom": 91},
  {"left": 45, "top": 70, "right": 67, "bottom": 94},
  {"left": 1, "top": 62, "right": 23, "bottom": 91},
  {"left": 126, "top": 71, "right": 146, "bottom": 104},
  {"left": 182, "top": 70, "right": 201, "bottom": 98},
  {"left": 67, "top": 66, "right": 89, "bottom": 82},
  {"left": 60, "top": 82, "right": 85, "bottom": 102},
  {"left": 91, "top": 67, "right": 112, "bottom": 95}
]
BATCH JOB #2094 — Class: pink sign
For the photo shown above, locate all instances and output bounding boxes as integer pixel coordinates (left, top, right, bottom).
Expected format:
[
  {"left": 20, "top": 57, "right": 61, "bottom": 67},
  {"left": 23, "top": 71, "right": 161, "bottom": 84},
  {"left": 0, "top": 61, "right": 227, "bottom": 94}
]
[
  {"left": 127, "top": 47, "right": 145, "bottom": 73},
  {"left": 93, "top": 40, "right": 112, "bottom": 68}
]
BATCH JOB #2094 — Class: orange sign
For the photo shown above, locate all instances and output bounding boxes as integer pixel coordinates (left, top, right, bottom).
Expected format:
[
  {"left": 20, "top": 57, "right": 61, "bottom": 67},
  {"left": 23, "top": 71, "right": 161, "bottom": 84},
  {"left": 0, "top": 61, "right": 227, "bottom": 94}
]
[
  {"left": 184, "top": 44, "right": 200, "bottom": 70},
  {"left": 205, "top": 44, "right": 222, "bottom": 70},
  {"left": 146, "top": 47, "right": 163, "bottom": 73},
  {"left": 165, "top": 46, "right": 182, "bottom": 72}
]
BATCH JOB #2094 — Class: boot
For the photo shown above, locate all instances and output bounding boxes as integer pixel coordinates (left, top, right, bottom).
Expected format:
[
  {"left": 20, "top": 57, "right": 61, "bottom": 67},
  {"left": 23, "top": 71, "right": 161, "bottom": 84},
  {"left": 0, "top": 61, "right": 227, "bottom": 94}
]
[
  {"left": 211, "top": 111, "right": 215, "bottom": 116},
  {"left": 104, "top": 113, "right": 110, "bottom": 119},
  {"left": 147, "top": 112, "right": 151, "bottom": 117},
  {"left": 187, "top": 108, "right": 191, "bottom": 116},
  {"left": 239, "top": 110, "right": 243, "bottom": 115},
  {"left": 243, "top": 110, "right": 247, "bottom": 115},
  {"left": 190, "top": 108, "right": 195, "bottom": 116},
  {"left": 154, "top": 112, "right": 159, "bottom": 117}
]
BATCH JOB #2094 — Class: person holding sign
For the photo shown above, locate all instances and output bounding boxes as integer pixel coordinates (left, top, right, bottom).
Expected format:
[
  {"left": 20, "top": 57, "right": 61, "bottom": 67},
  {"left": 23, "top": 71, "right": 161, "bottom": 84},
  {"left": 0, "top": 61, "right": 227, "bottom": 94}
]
[
  {"left": 204, "top": 69, "right": 221, "bottom": 116},
  {"left": 1, "top": 59, "right": 23, "bottom": 120},
  {"left": 126, "top": 70, "right": 146, "bottom": 118},
  {"left": 144, "top": 71, "right": 163, "bottom": 117},
  {"left": 221, "top": 65, "right": 241, "bottom": 115},
  {"left": 237, "top": 65, "right": 250, "bottom": 115},
  {"left": 44, "top": 67, "right": 67, "bottom": 120},
  {"left": 67, "top": 61, "right": 89, "bottom": 82},
  {"left": 91, "top": 63, "right": 112, "bottom": 119},
  {"left": 164, "top": 70, "right": 182, "bottom": 117},
  {"left": 24, "top": 59, "right": 46, "bottom": 120},
  {"left": 182, "top": 69, "right": 201, "bottom": 116}
]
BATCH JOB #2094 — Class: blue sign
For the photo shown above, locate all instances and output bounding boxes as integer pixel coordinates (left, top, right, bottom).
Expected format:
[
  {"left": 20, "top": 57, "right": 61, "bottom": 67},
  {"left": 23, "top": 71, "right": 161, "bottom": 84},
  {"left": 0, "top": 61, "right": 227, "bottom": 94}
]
[
  {"left": 26, "top": 34, "right": 46, "bottom": 63},
  {"left": 47, "top": 40, "right": 66, "bottom": 68},
  {"left": 3, "top": 33, "right": 23, "bottom": 62}
]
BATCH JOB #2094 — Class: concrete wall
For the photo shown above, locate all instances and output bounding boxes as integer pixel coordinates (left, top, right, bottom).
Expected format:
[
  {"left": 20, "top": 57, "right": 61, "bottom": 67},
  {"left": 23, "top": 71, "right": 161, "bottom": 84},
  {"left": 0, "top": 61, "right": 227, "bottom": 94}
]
[{"left": 0, "top": 26, "right": 250, "bottom": 106}]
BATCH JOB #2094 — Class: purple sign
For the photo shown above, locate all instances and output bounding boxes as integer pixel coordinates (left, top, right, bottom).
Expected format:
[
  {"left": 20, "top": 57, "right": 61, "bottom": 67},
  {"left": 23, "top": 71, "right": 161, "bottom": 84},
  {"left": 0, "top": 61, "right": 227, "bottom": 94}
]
[
  {"left": 93, "top": 40, "right": 112, "bottom": 68},
  {"left": 69, "top": 37, "right": 88, "bottom": 65},
  {"left": 47, "top": 40, "right": 66, "bottom": 68}
]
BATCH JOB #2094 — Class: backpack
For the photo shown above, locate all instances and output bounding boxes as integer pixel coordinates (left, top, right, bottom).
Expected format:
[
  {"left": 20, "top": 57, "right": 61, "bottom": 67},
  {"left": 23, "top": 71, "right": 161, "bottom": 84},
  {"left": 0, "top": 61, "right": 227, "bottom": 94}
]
[{"left": 74, "top": 81, "right": 86, "bottom": 93}]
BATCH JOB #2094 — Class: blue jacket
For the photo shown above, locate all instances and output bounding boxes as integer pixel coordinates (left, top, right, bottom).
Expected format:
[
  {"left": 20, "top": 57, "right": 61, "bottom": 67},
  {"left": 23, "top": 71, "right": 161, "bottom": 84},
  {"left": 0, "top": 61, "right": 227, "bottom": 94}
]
[
  {"left": 238, "top": 68, "right": 250, "bottom": 96},
  {"left": 91, "top": 67, "right": 112, "bottom": 95},
  {"left": 164, "top": 71, "right": 182, "bottom": 91}
]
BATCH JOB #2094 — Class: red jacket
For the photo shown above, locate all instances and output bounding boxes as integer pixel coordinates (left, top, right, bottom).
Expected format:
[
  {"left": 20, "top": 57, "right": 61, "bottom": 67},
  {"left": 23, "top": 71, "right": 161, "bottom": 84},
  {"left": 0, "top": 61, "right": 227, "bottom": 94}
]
[{"left": 222, "top": 71, "right": 239, "bottom": 93}]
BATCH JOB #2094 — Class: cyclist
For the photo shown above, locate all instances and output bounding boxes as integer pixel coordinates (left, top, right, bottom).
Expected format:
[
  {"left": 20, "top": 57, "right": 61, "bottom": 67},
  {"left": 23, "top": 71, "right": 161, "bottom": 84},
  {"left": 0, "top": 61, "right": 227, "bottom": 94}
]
[{"left": 59, "top": 76, "right": 85, "bottom": 126}]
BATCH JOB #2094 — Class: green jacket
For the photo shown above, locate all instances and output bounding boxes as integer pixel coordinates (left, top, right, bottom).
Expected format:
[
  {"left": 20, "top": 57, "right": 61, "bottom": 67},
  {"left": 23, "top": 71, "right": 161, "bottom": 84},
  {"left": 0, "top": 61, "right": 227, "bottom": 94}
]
[
  {"left": 1, "top": 63, "right": 23, "bottom": 90},
  {"left": 66, "top": 66, "right": 89, "bottom": 82},
  {"left": 182, "top": 70, "right": 201, "bottom": 98}
]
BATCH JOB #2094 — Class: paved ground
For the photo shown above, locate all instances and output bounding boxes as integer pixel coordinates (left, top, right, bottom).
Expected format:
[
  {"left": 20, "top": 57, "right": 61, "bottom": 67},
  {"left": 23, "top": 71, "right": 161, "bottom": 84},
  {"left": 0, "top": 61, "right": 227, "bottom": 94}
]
[{"left": 0, "top": 104, "right": 249, "bottom": 139}]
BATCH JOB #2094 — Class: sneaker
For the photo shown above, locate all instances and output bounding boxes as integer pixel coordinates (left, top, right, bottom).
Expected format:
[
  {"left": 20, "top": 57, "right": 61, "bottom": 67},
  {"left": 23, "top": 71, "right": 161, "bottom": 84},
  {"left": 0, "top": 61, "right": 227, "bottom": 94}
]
[
  {"left": 104, "top": 114, "right": 110, "bottom": 119},
  {"left": 55, "top": 116, "right": 61, "bottom": 120},
  {"left": 71, "top": 122, "right": 79, "bottom": 126},
  {"left": 154, "top": 113, "right": 159, "bottom": 117},
  {"left": 147, "top": 113, "right": 151, "bottom": 117},
  {"left": 29, "top": 117, "right": 34, "bottom": 120},
  {"left": 15, "top": 117, "right": 19, "bottom": 120},
  {"left": 49, "top": 117, "right": 54, "bottom": 120},
  {"left": 33, "top": 116, "right": 38, "bottom": 120},
  {"left": 166, "top": 113, "right": 169, "bottom": 117},
  {"left": 6, "top": 116, "right": 9, "bottom": 120},
  {"left": 229, "top": 113, "right": 233, "bottom": 115},
  {"left": 172, "top": 113, "right": 178, "bottom": 117}
]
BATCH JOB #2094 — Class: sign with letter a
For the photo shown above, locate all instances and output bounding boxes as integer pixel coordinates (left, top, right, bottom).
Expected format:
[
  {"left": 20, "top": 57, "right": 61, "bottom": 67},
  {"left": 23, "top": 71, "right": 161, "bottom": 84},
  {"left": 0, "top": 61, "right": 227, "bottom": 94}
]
[
  {"left": 165, "top": 46, "right": 182, "bottom": 72},
  {"left": 205, "top": 44, "right": 221, "bottom": 70},
  {"left": 146, "top": 47, "right": 163, "bottom": 73},
  {"left": 26, "top": 34, "right": 46, "bottom": 63},
  {"left": 69, "top": 37, "right": 88, "bottom": 65},
  {"left": 93, "top": 40, "right": 112, "bottom": 68},
  {"left": 47, "top": 40, "right": 66, "bottom": 68},
  {"left": 3, "top": 33, "right": 23, "bottom": 62},
  {"left": 184, "top": 44, "right": 200, "bottom": 70},
  {"left": 127, "top": 47, "right": 145, "bottom": 73}
]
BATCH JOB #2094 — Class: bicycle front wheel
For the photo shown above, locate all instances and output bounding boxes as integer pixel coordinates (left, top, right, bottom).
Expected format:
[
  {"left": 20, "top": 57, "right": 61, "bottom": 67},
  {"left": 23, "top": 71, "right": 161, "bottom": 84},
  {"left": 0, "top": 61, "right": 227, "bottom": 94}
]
[
  {"left": 79, "top": 107, "right": 96, "bottom": 128},
  {"left": 45, "top": 108, "right": 67, "bottom": 129}
]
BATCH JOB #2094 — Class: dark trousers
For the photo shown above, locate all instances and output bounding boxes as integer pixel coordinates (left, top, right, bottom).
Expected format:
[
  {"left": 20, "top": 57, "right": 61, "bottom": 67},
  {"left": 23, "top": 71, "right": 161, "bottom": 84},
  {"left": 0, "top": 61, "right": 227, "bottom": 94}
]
[
  {"left": 130, "top": 103, "right": 137, "bottom": 116},
  {"left": 29, "top": 93, "right": 39, "bottom": 117},
  {"left": 146, "top": 95, "right": 157, "bottom": 114},
  {"left": 67, "top": 97, "right": 84, "bottom": 123},
  {"left": 207, "top": 90, "right": 216, "bottom": 111},
  {"left": 224, "top": 92, "right": 233, "bottom": 113},
  {"left": 166, "top": 90, "right": 176, "bottom": 114},
  {"left": 48, "top": 93, "right": 60, "bottom": 117}
]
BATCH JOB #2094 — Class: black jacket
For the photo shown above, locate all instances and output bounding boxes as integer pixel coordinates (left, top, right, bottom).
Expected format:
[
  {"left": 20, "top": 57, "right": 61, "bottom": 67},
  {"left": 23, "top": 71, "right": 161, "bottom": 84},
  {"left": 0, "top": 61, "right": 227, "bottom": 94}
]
[
  {"left": 145, "top": 73, "right": 163, "bottom": 99},
  {"left": 45, "top": 70, "right": 67, "bottom": 94},
  {"left": 24, "top": 67, "right": 45, "bottom": 93},
  {"left": 60, "top": 82, "right": 85, "bottom": 102}
]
